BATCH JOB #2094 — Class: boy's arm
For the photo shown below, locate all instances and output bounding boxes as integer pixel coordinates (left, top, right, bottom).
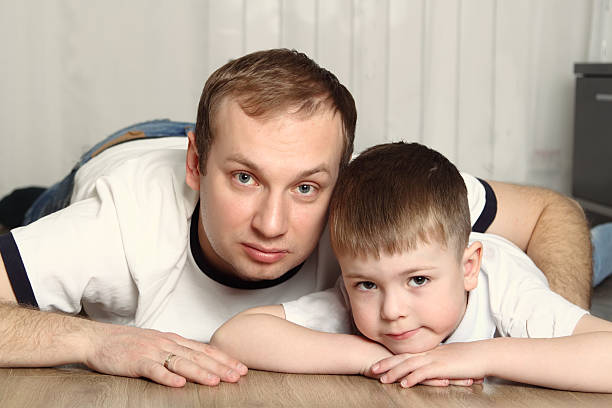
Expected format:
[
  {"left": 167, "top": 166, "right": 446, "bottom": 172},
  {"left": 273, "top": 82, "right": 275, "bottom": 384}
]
[
  {"left": 210, "top": 305, "right": 392, "bottom": 375},
  {"left": 486, "top": 181, "right": 591, "bottom": 308},
  {"left": 374, "top": 314, "right": 612, "bottom": 393}
]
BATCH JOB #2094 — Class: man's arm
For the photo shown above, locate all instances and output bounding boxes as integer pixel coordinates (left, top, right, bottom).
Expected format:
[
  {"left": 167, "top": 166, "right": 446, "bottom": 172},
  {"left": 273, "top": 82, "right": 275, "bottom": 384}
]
[
  {"left": 372, "top": 314, "right": 612, "bottom": 393},
  {"left": 210, "top": 305, "right": 392, "bottom": 375},
  {"left": 0, "top": 254, "right": 247, "bottom": 387},
  {"left": 486, "top": 181, "right": 592, "bottom": 308}
]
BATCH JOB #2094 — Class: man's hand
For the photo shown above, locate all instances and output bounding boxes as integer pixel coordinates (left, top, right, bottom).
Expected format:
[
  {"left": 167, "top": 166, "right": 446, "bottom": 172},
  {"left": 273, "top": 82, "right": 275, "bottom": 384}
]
[
  {"left": 85, "top": 323, "right": 248, "bottom": 387},
  {"left": 368, "top": 343, "right": 486, "bottom": 388}
]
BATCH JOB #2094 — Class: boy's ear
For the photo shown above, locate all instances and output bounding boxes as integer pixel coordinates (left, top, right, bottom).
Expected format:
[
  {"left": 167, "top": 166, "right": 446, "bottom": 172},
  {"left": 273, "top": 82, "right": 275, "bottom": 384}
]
[
  {"left": 185, "top": 130, "right": 201, "bottom": 191},
  {"left": 462, "top": 241, "right": 482, "bottom": 291}
]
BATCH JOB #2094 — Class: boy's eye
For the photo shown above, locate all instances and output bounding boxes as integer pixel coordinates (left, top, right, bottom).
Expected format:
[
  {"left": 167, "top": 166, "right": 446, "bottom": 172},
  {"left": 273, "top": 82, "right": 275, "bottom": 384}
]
[
  {"left": 234, "top": 172, "right": 256, "bottom": 185},
  {"left": 408, "top": 276, "right": 429, "bottom": 288},
  {"left": 356, "top": 281, "right": 377, "bottom": 291}
]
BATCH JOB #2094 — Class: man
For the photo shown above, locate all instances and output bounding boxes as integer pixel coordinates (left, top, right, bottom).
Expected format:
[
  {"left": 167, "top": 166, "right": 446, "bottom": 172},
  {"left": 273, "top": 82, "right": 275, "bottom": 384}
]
[{"left": 0, "top": 49, "right": 592, "bottom": 388}]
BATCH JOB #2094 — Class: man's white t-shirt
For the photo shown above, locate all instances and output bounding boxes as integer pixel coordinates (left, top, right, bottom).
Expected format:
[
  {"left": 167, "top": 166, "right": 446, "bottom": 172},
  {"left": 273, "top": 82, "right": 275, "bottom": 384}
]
[
  {"left": 283, "top": 233, "right": 589, "bottom": 341},
  {"left": 1, "top": 138, "right": 497, "bottom": 342}
]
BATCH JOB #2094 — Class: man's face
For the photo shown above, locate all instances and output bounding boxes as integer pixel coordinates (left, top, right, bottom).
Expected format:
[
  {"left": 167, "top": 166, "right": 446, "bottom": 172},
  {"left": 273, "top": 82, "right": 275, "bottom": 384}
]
[
  {"left": 194, "top": 99, "right": 344, "bottom": 281},
  {"left": 340, "top": 241, "right": 479, "bottom": 354}
]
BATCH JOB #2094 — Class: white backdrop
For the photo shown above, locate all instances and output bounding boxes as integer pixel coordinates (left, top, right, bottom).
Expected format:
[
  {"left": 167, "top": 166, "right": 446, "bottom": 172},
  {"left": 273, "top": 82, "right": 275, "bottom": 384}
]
[{"left": 0, "top": 0, "right": 607, "bottom": 198}]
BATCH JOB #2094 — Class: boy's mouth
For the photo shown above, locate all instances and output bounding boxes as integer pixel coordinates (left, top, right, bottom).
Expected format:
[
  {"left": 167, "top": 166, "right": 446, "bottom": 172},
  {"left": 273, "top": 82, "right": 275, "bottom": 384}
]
[{"left": 385, "top": 327, "right": 421, "bottom": 341}]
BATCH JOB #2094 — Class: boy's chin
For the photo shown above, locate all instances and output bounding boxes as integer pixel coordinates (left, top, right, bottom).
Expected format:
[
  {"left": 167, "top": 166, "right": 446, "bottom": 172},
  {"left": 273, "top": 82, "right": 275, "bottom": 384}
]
[{"left": 386, "top": 340, "right": 442, "bottom": 355}]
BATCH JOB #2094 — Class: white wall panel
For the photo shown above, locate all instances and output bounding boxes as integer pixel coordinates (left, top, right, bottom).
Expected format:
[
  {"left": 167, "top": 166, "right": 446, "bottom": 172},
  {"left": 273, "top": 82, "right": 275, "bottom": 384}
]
[
  {"left": 456, "top": 0, "right": 495, "bottom": 178},
  {"left": 281, "top": 0, "right": 317, "bottom": 55},
  {"left": 245, "top": 0, "right": 281, "bottom": 53},
  {"left": 351, "top": 0, "right": 388, "bottom": 154},
  {"left": 0, "top": 0, "right": 598, "bottom": 199},
  {"left": 387, "top": 0, "right": 423, "bottom": 144},
  {"left": 421, "top": 0, "right": 460, "bottom": 162}
]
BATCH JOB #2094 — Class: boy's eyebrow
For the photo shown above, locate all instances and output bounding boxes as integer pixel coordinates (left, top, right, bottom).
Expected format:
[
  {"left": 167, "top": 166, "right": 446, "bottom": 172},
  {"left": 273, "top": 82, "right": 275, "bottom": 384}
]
[
  {"left": 343, "top": 266, "right": 437, "bottom": 280},
  {"left": 226, "top": 153, "right": 332, "bottom": 179}
]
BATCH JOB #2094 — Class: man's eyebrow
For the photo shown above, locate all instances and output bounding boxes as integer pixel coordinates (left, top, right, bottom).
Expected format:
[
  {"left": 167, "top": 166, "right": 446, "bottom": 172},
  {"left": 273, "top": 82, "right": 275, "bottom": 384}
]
[{"left": 226, "top": 153, "right": 332, "bottom": 179}]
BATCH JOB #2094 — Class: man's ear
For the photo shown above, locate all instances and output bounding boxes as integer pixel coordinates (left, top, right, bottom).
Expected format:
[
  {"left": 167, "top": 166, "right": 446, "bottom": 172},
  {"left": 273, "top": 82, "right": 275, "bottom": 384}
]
[
  {"left": 462, "top": 241, "right": 482, "bottom": 291},
  {"left": 186, "top": 130, "right": 201, "bottom": 191}
]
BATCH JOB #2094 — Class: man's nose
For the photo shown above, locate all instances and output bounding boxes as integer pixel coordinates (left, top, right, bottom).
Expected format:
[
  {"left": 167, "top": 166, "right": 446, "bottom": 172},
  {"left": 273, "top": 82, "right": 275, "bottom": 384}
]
[{"left": 251, "top": 190, "right": 289, "bottom": 238}]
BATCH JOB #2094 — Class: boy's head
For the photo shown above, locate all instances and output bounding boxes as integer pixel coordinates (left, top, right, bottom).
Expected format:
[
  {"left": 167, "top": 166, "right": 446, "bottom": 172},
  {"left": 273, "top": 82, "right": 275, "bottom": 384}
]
[
  {"left": 185, "top": 49, "right": 356, "bottom": 283},
  {"left": 329, "top": 142, "right": 482, "bottom": 354}
]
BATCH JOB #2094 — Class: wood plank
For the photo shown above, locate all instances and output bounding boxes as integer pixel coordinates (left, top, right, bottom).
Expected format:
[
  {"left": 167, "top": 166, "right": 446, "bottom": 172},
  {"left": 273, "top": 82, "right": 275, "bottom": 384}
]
[{"left": 2, "top": 367, "right": 612, "bottom": 407}]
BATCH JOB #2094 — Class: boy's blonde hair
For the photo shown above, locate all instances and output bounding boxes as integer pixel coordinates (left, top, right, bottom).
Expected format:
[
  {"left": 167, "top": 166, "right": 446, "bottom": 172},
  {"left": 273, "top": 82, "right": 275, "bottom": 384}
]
[{"left": 329, "top": 142, "right": 470, "bottom": 260}]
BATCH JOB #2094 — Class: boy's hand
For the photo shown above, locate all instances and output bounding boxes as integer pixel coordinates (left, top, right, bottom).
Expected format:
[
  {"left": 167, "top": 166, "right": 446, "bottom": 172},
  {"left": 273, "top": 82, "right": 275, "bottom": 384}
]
[{"left": 369, "top": 342, "right": 487, "bottom": 388}]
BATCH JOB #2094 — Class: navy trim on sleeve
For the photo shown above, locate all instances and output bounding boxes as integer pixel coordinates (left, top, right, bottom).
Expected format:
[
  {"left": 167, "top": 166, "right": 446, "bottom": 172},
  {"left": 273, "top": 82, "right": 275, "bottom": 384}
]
[
  {"left": 472, "top": 178, "right": 497, "bottom": 233},
  {"left": 0, "top": 232, "right": 39, "bottom": 308}
]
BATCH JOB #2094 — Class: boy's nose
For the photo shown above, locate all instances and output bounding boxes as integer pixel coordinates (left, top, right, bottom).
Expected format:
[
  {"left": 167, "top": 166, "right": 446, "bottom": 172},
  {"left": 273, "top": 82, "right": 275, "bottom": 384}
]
[
  {"left": 251, "top": 191, "right": 289, "bottom": 238},
  {"left": 380, "top": 291, "right": 407, "bottom": 321}
]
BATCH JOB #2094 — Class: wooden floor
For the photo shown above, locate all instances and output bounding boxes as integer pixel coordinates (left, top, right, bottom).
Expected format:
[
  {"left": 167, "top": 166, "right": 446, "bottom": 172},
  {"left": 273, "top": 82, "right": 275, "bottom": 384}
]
[
  {"left": 2, "top": 365, "right": 612, "bottom": 407},
  {"left": 1, "top": 278, "right": 612, "bottom": 408}
]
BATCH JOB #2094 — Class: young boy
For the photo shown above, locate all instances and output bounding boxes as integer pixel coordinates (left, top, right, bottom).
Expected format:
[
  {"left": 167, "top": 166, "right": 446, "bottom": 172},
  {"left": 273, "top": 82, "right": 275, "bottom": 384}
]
[{"left": 211, "top": 142, "right": 612, "bottom": 392}]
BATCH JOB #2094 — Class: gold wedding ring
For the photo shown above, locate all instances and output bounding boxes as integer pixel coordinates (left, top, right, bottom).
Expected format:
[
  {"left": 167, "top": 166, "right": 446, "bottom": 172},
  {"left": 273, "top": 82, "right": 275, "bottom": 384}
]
[{"left": 163, "top": 353, "right": 176, "bottom": 370}]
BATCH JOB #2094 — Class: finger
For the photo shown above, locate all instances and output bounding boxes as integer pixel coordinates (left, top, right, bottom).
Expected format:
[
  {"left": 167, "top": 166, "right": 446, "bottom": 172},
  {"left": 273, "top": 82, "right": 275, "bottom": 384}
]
[
  {"left": 473, "top": 378, "right": 484, "bottom": 384},
  {"left": 448, "top": 378, "right": 474, "bottom": 387},
  {"left": 371, "top": 354, "right": 415, "bottom": 375},
  {"left": 165, "top": 354, "right": 224, "bottom": 386},
  {"left": 174, "top": 337, "right": 248, "bottom": 375},
  {"left": 379, "top": 356, "right": 426, "bottom": 384},
  {"left": 139, "top": 359, "right": 188, "bottom": 388},
  {"left": 418, "top": 379, "right": 450, "bottom": 387},
  {"left": 171, "top": 344, "right": 243, "bottom": 383}
]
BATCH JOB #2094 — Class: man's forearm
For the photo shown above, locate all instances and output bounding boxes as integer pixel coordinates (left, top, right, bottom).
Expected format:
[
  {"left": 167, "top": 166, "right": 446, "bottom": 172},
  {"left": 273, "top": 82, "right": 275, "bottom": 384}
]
[
  {"left": 525, "top": 193, "right": 592, "bottom": 308},
  {"left": 211, "top": 313, "right": 391, "bottom": 375},
  {"left": 0, "top": 302, "right": 92, "bottom": 366}
]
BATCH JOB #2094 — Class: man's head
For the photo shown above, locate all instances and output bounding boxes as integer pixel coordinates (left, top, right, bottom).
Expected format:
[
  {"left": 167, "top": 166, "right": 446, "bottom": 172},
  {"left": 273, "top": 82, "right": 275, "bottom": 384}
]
[
  {"left": 329, "top": 142, "right": 482, "bottom": 353},
  {"left": 185, "top": 49, "right": 356, "bottom": 283},
  {"left": 194, "top": 48, "right": 356, "bottom": 173}
]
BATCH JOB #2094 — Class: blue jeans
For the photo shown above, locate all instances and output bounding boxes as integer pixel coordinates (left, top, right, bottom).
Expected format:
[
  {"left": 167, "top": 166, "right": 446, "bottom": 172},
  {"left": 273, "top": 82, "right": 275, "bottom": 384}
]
[
  {"left": 592, "top": 223, "right": 612, "bottom": 286},
  {"left": 23, "top": 119, "right": 194, "bottom": 224}
]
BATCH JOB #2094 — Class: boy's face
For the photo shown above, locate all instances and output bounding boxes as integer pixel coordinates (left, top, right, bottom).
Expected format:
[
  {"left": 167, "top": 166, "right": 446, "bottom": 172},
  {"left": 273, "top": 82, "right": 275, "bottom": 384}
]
[
  {"left": 339, "top": 240, "right": 481, "bottom": 354},
  {"left": 187, "top": 98, "right": 344, "bottom": 282}
]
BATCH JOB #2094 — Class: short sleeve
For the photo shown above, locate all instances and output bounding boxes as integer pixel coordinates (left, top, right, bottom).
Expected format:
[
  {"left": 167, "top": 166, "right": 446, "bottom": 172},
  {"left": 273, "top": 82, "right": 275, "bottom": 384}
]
[
  {"left": 8, "top": 194, "right": 137, "bottom": 322},
  {"left": 282, "top": 277, "right": 354, "bottom": 334},
  {"left": 478, "top": 233, "right": 588, "bottom": 338},
  {"left": 461, "top": 173, "right": 497, "bottom": 232}
]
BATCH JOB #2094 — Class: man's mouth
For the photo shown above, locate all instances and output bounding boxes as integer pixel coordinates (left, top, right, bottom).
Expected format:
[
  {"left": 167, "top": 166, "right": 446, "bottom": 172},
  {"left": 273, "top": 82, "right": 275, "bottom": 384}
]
[{"left": 242, "top": 243, "right": 289, "bottom": 264}]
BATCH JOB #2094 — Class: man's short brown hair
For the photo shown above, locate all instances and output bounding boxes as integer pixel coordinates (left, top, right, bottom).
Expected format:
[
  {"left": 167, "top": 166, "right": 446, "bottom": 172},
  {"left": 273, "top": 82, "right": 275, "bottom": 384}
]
[
  {"left": 194, "top": 48, "right": 356, "bottom": 172},
  {"left": 329, "top": 142, "right": 470, "bottom": 260}
]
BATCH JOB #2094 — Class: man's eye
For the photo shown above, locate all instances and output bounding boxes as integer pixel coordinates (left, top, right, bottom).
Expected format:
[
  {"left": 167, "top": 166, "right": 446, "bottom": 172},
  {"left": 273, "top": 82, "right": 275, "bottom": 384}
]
[
  {"left": 296, "top": 184, "right": 317, "bottom": 196},
  {"left": 408, "top": 276, "right": 429, "bottom": 288},
  {"left": 356, "top": 281, "right": 377, "bottom": 291},
  {"left": 234, "top": 172, "right": 255, "bottom": 185}
]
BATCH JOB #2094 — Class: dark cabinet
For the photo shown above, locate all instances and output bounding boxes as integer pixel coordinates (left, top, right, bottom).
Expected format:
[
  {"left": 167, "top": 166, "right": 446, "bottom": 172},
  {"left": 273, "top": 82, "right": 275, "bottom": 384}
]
[{"left": 573, "top": 63, "right": 612, "bottom": 224}]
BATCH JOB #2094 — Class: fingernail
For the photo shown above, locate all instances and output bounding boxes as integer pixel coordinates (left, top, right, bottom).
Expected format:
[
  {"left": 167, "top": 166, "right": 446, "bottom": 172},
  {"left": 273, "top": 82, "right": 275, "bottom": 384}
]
[
  {"left": 371, "top": 363, "right": 380, "bottom": 373},
  {"left": 226, "top": 369, "right": 237, "bottom": 378},
  {"left": 401, "top": 380, "right": 408, "bottom": 388},
  {"left": 380, "top": 375, "right": 387, "bottom": 383},
  {"left": 237, "top": 363, "right": 247, "bottom": 374}
]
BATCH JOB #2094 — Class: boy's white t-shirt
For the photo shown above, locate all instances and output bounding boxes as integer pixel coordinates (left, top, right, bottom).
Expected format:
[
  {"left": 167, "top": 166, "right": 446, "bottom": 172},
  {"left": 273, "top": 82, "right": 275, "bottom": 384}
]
[
  {"left": 3, "top": 138, "right": 495, "bottom": 342},
  {"left": 283, "top": 232, "right": 589, "bottom": 341}
]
